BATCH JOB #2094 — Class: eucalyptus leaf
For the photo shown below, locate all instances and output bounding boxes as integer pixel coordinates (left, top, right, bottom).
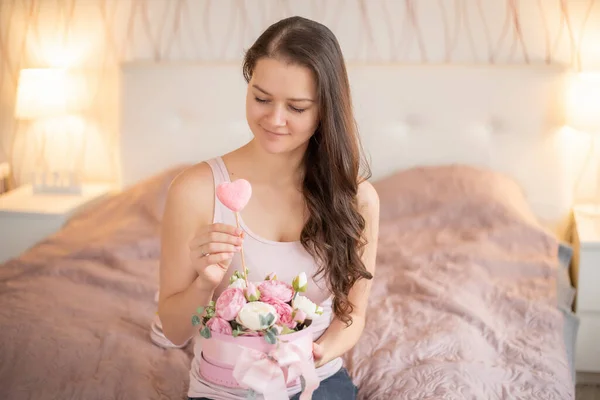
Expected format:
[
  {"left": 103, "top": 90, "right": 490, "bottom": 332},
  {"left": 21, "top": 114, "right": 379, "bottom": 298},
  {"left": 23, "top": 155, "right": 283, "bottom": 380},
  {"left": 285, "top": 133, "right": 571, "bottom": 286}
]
[
  {"left": 200, "top": 325, "right": 212, "bottom": 339},
  {"left": 196, "top": 306, "right": 205, "bottom": 315},
  {"left": 265, "top": 313, "right": 275, "bottom": 326},
  {"left": 191, "top": 315, "right": 201, "bottom": 326},
  {"left": 259, "top": 314, "right": 267, "bottom": 327},
  {"left": 264, "top": 331, "right": 277, "bottom": 345}
]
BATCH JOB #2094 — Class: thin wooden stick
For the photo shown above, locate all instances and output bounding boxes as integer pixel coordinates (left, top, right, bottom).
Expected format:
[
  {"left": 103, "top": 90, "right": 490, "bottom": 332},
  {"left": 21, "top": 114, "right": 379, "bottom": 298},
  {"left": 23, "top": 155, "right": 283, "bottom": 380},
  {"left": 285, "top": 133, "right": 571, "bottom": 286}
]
[{"left": 235, "top": 212, "right": 249, "bottom": 284}]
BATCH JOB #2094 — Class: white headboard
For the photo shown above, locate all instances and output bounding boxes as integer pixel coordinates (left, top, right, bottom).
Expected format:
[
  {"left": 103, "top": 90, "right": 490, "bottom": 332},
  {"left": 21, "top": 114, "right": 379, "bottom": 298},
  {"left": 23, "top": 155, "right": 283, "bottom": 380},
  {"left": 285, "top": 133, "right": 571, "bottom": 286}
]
[{"left": 118, "top": 62, "right": 574, "bottom": 237}]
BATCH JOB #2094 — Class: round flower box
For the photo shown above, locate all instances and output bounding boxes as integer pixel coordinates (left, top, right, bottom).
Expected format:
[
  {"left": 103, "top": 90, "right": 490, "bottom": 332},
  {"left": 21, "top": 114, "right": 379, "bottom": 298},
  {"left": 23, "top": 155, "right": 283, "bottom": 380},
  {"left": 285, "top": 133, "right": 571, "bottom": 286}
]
[{"left": 198, "top": 326, "right": 315, "bottom": 389}]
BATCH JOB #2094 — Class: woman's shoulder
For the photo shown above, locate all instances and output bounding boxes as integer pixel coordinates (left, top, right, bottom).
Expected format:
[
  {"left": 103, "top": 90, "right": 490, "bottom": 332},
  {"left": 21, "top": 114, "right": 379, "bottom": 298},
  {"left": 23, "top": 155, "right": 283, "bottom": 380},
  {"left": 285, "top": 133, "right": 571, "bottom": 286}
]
[
  {"left": 170, "top": 161, "right": 214, "bottom": 194},
  {"left": 164, "top": 160, "right": 217, "bottom": 216},
  {"left": 357, "top": 179, "right": 380, "bottom": 224},
  {"left": 168, "top": 148, "right": 243, "bottom": 200},
  {"left": 357, "top": 179, "right": 379, "bottom": 209}
]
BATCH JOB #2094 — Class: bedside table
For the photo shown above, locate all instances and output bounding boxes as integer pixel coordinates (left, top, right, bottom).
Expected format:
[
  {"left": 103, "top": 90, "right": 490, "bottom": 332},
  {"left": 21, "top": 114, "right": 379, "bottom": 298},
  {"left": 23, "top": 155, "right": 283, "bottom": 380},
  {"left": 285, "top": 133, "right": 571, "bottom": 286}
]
[
  {"left": 0, "top": 183, "right": 113, "bottom": 264},
  {"left": 571, "top": 205, "right": 600, "bottom": 373}
]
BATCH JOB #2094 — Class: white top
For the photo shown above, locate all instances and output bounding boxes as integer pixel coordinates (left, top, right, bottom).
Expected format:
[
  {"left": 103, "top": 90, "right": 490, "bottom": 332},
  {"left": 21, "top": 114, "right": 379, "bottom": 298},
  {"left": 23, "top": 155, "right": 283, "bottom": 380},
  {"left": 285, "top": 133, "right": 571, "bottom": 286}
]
[
  {"left": 187, "top": 158, "right": 343, "bottom": 400},
  {"left": 0, "top": 184, "right": 113, "bottom": 216}
]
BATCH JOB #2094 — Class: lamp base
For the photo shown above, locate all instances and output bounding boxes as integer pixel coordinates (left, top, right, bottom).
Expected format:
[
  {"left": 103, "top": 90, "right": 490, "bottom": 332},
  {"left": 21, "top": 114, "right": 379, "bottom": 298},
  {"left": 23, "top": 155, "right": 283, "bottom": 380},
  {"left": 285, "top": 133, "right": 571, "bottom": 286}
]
[{"left": 32, "top": 170, "right": 82, "bottom": 195}]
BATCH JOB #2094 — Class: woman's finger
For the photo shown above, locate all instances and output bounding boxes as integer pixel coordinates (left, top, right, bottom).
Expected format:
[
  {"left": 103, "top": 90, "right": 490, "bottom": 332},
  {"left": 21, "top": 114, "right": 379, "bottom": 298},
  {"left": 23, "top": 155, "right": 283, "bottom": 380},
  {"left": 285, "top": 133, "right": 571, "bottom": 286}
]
[
  {"left": 195, "top": 222, "right": 240, "bottom": 235},
  {"left": 193, "top": 243, "right": 241, "bottom": 257},
  {"left": 190, "top": 231, "right": 243, "bottom": 250},
  {"left": 195, "top": 252, "right": 234, "bottom": 269}
]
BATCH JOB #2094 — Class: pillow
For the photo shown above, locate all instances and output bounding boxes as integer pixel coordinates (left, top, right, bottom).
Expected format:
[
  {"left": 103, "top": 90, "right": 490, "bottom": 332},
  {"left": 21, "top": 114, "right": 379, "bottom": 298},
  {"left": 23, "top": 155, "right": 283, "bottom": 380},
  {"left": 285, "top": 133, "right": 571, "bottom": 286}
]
[{"left": 372, "top": 164, "right": 541, "bottom": 228}]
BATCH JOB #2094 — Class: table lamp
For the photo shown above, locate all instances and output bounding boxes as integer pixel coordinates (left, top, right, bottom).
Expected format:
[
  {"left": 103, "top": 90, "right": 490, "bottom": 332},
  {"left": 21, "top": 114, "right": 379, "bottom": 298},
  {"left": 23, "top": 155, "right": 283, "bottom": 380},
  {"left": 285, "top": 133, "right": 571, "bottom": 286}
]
[
  {"left": 567, "top": 72, "right": 600, "bottom": 213},
  {"left": 14, "top": 68, "right": 83, "bottom": 195}
]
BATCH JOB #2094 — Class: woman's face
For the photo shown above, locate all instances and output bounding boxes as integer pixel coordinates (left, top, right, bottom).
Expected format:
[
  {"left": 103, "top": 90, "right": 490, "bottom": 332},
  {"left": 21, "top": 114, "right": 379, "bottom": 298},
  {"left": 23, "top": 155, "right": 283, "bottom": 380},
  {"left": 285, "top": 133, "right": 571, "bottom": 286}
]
[{"left": 246, "top": 57, "right": 320, "bottom": 155}]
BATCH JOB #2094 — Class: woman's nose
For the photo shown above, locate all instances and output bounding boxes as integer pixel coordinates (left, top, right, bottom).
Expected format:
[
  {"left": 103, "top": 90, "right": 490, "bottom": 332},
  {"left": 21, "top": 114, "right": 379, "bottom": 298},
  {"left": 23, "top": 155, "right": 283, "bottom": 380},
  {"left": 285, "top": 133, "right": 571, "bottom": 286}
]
[{"left": 267, "top": 105, "right": 286, "bottom": 127}]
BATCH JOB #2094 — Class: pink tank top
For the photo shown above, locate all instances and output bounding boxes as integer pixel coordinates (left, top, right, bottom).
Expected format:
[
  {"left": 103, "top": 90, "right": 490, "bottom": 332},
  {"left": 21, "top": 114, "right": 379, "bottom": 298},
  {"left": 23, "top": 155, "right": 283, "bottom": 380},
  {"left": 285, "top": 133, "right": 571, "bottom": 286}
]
[{"left": 188, "top": 157, "right": 343, "bottom": 399}]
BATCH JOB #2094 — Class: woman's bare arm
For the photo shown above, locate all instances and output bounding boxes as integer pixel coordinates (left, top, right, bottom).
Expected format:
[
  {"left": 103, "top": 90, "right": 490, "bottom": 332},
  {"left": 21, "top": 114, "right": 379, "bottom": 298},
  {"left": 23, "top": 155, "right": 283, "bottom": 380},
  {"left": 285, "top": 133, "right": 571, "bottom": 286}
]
[
  {"left": 158, "top": 164, "right": 242, "bottom": 346},
  {"left": 313, "top": 180, "right": 380, "bottom": 365}
]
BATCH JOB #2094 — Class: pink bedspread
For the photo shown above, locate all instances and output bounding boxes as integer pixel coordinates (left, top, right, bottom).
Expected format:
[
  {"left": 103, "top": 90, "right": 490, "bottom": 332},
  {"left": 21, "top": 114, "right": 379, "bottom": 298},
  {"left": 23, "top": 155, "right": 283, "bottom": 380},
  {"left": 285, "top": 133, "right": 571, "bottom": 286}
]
[
  {"left": 0, "top": 167, "right": 192, "bottom": 400},
  {"left": 343, "top": 165, "right": 574, "bottom": 399},
  {"left": 0, "top": 164, "right": 573, "bottom": 400}
]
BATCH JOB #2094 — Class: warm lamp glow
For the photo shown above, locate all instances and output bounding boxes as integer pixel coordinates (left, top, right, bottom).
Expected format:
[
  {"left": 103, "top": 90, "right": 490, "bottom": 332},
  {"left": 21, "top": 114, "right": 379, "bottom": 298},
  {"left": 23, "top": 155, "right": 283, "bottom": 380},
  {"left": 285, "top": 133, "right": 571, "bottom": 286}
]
[
  {"left": 567, "top": 72, "right": 600, "bottom": 133},
  {"left": 14, "top": 68, "right": 68, "bottom": 120}
]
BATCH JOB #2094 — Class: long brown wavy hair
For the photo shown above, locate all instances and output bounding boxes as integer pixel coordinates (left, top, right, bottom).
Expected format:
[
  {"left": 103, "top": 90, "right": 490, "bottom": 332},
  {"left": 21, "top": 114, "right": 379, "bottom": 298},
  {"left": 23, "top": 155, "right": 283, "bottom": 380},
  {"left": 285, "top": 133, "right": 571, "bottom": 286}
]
[{"left": 242, "top": 16, "right": 373, "bottom": 326}]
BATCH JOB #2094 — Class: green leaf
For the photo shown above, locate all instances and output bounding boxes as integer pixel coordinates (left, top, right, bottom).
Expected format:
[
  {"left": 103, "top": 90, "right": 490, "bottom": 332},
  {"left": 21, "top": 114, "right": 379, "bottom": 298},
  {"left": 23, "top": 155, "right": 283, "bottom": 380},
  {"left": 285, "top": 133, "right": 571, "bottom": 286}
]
[
  {"left": 232, "top": 329, "right": 242, "bottom": 337},
  {"left": 233, "top": 270, "right": 244, "bottom": 279},
  {"left": 192, "top": 315, "right": 201, "bottom": 326},
  {"left": 200, "top": 325, "right": 211, "bottom": 339},
  {"left": 209, "top": 300, "right": 216, "bottom": 307},
  {"left": 259, "top": 314, "right": 267, "bottom": 327},
  {"left": 280, "top": 325, "right": 295, "bottom": 335},
  {"left": 267, "top": 326, "right": 279, "bottom": 336},
  {"left": 264, "top": 331, "right": 277, "bottom": 345},
  {"left": 205, "top": 307, "right": 215, "bottom": 318},
  {"left": 265, "top": 313, "right": 275, "bottom": 326},
  {"left": 196, "top": 306, "right": 205, "bottom": 315}
]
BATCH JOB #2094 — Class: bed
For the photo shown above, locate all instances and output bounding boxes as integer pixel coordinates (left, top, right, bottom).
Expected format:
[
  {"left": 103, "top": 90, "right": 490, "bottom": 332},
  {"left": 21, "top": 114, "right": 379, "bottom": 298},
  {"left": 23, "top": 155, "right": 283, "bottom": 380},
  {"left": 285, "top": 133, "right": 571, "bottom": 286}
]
[{"left": 0, "top": 62, "right": 579, "bottom": 399}]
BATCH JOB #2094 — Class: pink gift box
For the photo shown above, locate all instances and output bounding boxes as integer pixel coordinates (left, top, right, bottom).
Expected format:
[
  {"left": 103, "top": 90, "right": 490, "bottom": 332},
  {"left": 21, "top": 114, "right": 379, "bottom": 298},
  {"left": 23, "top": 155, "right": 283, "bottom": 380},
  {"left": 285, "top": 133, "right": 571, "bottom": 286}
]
[{"left": 199, "top": 327, "right": 314, "bottom": 389}]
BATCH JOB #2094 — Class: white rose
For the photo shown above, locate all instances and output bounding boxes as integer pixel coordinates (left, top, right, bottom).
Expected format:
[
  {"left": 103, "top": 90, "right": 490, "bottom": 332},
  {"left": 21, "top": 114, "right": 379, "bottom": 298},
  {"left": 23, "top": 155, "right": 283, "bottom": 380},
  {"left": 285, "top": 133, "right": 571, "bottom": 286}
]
[
  {"left": 292, "top": 295, "right": 321, "bottom": 319},
  {"left": 292, "top": 272, "right": 308, "bottom": 292},
  {"left": 228, "top": 279, "right": 247, "bottom": 289},
  {"left": 236, "top": 301, "right": 278, "bottom": 331}
]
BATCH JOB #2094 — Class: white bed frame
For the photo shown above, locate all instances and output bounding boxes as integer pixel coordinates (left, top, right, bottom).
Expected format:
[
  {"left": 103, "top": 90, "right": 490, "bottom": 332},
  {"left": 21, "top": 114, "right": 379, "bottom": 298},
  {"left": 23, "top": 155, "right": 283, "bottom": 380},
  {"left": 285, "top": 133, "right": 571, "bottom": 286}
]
[{"left": 118, "top": 62, "right": 575, "bottom": 239}]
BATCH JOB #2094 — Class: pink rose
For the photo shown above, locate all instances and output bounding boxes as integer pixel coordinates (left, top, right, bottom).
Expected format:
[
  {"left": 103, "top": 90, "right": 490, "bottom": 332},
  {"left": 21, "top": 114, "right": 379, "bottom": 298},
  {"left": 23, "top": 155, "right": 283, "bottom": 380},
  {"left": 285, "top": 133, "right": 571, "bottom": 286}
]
[
  {"left": 215, "top": 288, "right": 247, "bottom": 321},
  {"left": 258, "top": 280, "right": 294, "bottom": 303},
  {"left": 263, "top": 297, "right": 296, "bottom": 329},
  {"left": 244, "top": 281, "right": 261, "bottom": 302},
  {"left": 206, "top": 317, "right": 233, "bottom": 335}
]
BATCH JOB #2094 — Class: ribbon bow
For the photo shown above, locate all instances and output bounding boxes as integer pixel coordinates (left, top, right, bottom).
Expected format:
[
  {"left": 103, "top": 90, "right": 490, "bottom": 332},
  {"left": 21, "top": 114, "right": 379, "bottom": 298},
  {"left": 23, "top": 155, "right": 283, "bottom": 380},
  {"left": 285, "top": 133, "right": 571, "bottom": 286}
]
[{"left": 232, "top": 341, "right": 319, "bottom": 400}]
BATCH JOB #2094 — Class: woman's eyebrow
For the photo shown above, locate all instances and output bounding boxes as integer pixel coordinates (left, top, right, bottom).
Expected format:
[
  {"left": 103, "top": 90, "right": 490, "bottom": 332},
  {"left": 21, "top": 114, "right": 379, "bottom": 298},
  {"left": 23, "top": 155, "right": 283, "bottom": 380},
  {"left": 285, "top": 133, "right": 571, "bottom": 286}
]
[{"left": 252, "top": 84, "right": 315, "bottom": 102}]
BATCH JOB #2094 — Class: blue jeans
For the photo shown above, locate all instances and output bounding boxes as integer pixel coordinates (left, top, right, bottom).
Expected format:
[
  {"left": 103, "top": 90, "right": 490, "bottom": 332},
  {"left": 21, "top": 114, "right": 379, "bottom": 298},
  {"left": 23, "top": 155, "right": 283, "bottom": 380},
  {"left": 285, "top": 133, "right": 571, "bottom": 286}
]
[{"left": 189, "top": 367, "right": 358, "bottom": 400}]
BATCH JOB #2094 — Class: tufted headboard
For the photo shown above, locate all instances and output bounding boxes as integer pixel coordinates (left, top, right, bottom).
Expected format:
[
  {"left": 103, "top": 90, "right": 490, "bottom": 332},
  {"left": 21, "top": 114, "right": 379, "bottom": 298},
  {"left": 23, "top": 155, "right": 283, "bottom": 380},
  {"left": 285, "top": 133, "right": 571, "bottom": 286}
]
[{"left": 118, "top": 62, "right": 575, "bottom": 237}]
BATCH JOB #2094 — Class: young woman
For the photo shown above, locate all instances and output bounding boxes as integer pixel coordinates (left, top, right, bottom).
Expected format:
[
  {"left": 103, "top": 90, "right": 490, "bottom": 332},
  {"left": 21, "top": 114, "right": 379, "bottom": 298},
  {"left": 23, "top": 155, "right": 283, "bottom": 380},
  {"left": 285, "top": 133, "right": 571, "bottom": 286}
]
[{"left": 158, "top": 16, "right": 379, "bottom": 400}]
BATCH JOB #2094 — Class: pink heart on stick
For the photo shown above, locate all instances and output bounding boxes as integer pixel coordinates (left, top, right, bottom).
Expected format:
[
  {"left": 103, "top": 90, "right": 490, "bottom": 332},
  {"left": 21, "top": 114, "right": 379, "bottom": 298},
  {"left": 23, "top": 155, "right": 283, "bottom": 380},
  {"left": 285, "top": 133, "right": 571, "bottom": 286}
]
[{"left": 216, "top": 179, "right": 252, "bottom": 212}]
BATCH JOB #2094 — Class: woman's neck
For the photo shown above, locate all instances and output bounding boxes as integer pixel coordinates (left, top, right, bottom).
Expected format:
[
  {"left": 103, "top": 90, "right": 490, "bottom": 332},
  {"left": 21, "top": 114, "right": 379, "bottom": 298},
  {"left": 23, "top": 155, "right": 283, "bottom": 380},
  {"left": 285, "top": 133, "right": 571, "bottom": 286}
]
[{"left": 240, "top": 139, "right": 306, "bottom": 187}]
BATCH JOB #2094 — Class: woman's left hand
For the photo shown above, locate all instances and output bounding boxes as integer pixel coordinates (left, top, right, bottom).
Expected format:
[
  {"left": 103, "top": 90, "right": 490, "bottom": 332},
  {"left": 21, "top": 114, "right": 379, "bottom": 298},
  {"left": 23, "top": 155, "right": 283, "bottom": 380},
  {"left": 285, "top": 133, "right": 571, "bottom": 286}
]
[{"left": 312, "top": 342, "right": 325, "bottom": 367}]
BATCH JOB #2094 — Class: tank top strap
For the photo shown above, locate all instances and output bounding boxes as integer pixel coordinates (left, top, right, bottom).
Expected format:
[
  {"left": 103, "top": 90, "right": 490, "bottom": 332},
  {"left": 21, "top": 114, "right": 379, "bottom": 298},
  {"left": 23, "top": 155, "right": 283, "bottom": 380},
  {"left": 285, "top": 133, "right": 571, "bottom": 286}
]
[
  {"left": 204, "top": 157, "right": 235, "bottom": 225},
  {"left": 205, "top": 157, "right": 229, "bottom": 184}
]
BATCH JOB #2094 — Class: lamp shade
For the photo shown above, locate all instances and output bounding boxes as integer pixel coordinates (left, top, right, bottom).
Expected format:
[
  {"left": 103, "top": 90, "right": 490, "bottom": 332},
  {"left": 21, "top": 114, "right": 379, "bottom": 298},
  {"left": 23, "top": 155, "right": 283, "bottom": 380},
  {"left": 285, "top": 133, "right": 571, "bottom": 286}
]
[
  {"left": 567, "top": 72, "right": 600, "bottom": 133},
  {"left": 14, "top": 68, "right": 68, "bottom": 120}
]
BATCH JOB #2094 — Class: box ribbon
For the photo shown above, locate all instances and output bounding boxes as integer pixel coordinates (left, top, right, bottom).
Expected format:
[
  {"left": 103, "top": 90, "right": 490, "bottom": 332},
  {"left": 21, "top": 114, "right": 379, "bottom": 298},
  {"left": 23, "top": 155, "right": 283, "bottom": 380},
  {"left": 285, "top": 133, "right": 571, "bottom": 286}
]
[{"left": 232, "top": 340, "right": 319, "bottom": 400}]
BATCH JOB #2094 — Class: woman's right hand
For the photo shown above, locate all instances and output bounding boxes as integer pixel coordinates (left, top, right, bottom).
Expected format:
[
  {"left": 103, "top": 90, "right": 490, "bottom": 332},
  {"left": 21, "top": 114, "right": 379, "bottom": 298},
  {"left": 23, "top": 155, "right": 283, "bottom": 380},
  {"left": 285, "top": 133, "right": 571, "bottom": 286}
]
[{"left": 189, "top": 223, "right": 244, "bottom": 291}]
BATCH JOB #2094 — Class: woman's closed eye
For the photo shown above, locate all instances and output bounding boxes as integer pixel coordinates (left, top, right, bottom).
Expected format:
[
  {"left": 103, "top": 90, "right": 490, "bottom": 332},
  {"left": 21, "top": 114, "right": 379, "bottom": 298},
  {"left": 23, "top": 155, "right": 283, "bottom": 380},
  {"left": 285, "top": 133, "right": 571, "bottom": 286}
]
[
  {"left": 254, "top": 97, "right": 306, "bottom": 114},
  {"left": 290, "top": 105, "right": 306, "bottom": 113}
]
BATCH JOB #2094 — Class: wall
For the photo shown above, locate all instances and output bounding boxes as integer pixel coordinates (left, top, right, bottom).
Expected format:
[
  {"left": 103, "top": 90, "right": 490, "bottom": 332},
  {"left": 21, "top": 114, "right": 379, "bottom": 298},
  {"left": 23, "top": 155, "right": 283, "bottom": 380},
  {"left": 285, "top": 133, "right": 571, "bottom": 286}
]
[{"left": 1, "top": 0, "right": 599, "bottom": 185}]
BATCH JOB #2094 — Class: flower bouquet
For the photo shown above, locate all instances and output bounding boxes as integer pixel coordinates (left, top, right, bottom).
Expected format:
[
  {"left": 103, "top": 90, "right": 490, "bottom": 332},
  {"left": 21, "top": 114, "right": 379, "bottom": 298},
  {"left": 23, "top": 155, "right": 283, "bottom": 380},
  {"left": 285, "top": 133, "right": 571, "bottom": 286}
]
[{"left": 192, "top": 179, "right": 323, "bottom": 400}]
